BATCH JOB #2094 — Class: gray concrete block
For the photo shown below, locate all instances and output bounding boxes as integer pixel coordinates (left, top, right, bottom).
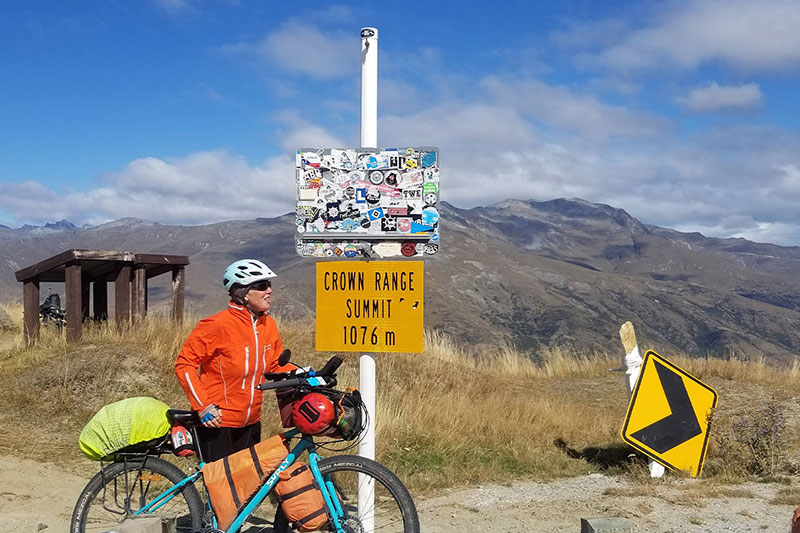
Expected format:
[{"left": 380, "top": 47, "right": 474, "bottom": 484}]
[
  {"left": 580, "top": 517, "right": 635, "bottom": 533},
  {"left": 102, "top": 515, "right": 176, "bottom": 533}
]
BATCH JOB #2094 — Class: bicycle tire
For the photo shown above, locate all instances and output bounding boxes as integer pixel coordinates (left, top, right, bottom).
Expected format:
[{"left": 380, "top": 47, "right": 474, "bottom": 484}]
[
  {"left": 318, "top": 455, "right": 420, "bottom": 533},
  {"left": 70, "top": 456, "right": 204, "bottom": 533}
]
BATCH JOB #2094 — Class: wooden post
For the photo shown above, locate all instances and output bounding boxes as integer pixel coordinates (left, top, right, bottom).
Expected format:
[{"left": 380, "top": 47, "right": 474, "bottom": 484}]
[
  {"left": 132, "top": 265, "right": 147, "bottom": 324},
  {"left": 115, "top": 264, "right": 132, "bottom": 330},
  {"left": 619, "top": 322, "right": 665, "bottom": 478},
  {"left": 65, "top": 262, "right": 82, "bottom": 342},
  {"left": 93, "top": 280, "right": 108, "bottom": 321},
  {"left": 172, "top": 267, "right": 185, "bottom": 324},
  {"left": 81, "top": 274, "right": 91, "bottom": 321},
  {"left": 23, "top": 280, "right": 40, "bottom": 345}
]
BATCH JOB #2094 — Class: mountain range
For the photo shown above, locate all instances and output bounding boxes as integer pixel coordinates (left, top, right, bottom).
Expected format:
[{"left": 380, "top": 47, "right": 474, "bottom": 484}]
[{"left": 1, "top": 198, "right": 799, "bottom": 362}]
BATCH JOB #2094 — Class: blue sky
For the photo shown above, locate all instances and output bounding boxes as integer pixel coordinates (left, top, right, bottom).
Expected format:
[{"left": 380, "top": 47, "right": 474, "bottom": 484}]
[{"left": 2, "top": 0, "right": 800, "bottom": 245}]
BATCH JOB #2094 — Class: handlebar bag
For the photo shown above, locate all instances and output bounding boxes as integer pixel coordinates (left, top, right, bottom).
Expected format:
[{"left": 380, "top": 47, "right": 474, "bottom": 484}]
[
  {"left": 202, "top": 433, "right": 289, "bottom": 529},
  {"left": 275, "top": 462, "right": 329, "bottom": 532},
  {"left": 78, "top": 397, "right": 170, "bottom": 460}
]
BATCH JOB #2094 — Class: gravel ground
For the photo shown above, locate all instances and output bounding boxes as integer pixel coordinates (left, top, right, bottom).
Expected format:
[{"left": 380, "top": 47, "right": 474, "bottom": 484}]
[
  {"left": 2, "top": 455, "right": 797, "bottom": 532},
  {"left": 418, "top": 473, "right": 797, "bottom": 532}
]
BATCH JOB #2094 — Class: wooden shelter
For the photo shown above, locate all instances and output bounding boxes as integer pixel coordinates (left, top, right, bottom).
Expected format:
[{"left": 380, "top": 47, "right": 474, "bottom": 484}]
[{"left": 15, "top": 249, "right": 189, "bottom": 344}]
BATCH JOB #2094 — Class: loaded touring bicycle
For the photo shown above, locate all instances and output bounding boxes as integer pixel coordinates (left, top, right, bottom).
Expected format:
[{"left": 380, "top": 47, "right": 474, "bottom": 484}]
[{"left": 71, "top": 353, "right": 420, "bottom": 532}]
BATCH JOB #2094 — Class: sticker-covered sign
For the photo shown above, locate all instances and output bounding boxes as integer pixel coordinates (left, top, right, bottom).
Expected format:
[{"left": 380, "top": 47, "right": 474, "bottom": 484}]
[
  {"left": 316, "top": 261, "right": 423, "bottom": 353},
  {"left": 295, "top": 147, "right": 440, "bottom": 259}
]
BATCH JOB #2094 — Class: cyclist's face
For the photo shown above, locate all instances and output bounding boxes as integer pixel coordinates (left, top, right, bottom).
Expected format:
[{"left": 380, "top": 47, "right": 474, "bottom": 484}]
[{"left": 245, "top": 282, "right": 272, "bottom": 313}]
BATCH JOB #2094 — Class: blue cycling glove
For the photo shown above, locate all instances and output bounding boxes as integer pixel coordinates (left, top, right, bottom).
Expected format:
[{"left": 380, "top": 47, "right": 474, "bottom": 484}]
[{"left": 199, "top": 404, "right": 220, "bottom": 424}]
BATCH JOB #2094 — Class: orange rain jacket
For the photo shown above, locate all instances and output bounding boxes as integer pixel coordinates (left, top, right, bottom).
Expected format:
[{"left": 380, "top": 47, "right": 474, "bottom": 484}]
[{"left": 175, "top": 302, "right": 286, "bottom": 428}]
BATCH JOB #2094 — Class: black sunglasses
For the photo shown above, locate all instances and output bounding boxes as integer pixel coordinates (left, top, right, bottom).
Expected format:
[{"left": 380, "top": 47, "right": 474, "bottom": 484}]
[{"left": 248, "top": 280, "right": 272, "bottom": 291}]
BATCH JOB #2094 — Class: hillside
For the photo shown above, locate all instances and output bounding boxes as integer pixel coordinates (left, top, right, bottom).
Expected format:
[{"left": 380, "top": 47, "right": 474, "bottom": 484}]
[{"left": 1, "top": 198, "right": 799, "bottom": 360}]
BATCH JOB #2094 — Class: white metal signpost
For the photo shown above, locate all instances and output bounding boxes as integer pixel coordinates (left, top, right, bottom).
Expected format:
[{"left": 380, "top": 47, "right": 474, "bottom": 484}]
[
  {"left": 359, "top": 29, "right": 378, "bottom": 531},
  {"left": 293, "top": 27, "right": 438, "bottom": 532}
]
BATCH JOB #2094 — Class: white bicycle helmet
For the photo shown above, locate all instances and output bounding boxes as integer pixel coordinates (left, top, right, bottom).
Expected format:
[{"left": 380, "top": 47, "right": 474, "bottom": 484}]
[{"left": 222, "top": 259, "right": 276, "bottom": 290}]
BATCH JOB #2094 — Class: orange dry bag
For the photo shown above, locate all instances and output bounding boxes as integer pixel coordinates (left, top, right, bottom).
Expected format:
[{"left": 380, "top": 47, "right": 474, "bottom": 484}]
[
  {"left": 275, "top": 462, "right": 329, "bottom": 531},
  {"left": 202, "top": 433, "right": 289, "bottom": 529}
]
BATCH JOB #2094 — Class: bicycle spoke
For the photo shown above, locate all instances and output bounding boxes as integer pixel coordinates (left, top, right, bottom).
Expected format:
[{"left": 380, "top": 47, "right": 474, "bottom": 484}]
[
  {"left": 323, "top": 466, "right": 410, "bottom": 531},
  {"left": 74, "top": 459, "right": 202, "bottom": 533}
]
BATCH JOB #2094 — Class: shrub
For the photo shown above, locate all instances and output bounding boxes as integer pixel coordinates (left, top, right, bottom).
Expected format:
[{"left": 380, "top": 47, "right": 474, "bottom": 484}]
[{"left": 731, "top": 397, "right": 787, "bottom": 476}]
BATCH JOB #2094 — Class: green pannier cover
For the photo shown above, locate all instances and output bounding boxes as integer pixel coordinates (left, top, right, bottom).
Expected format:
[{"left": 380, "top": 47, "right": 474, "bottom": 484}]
[{"left": 79, "top": 397, "right": 170, "bottom": 460}]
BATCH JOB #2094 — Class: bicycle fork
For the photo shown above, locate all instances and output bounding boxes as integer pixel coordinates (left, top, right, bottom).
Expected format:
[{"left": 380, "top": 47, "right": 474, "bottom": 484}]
[{"left": 308, "top": 453, "right": 347, "bottom": 533}]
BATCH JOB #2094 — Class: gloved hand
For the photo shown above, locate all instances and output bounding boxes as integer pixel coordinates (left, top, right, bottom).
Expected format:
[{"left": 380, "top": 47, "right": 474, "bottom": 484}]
[{"left": 199, "top": 404, "right": 222, "bottom": 428}]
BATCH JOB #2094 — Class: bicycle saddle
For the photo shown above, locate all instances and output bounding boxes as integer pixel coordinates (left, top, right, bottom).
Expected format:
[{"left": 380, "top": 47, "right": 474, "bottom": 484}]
[{"left": 166, "top": 409, "right": 200, "bottom": 426}]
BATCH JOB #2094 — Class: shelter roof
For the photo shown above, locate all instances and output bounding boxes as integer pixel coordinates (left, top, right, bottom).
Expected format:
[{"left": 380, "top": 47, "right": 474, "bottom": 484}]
[{"left": 14, "top": 249, "right": 190, "bottom": 283}]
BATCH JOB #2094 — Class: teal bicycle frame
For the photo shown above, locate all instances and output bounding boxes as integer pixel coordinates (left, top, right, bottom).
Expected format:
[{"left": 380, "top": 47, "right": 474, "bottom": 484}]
[{"left": 134, "top": 428, "right": 348, "bottom": 533}]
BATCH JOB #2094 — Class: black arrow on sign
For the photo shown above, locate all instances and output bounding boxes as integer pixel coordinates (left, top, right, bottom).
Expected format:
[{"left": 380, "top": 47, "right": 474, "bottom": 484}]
[{"left": 630, "top": 360, "right": 702, "bottom": 453}]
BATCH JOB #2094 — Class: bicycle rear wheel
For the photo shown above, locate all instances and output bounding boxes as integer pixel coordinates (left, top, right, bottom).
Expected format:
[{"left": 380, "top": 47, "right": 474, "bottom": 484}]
[
  {"left": 318, "top": 455, "right": 419, "bottom": 533},
  {"left": 70, "top": 456, "right": 204, "bottom": 533}
]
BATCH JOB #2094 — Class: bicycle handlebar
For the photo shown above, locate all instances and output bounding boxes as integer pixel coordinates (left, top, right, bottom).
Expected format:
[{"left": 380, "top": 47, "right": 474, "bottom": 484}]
[
  {"left": 257, "top": 355, "right": 343, "bottom": 391},
  {"left": 257, "top": 377, "right": 303, "bottom": 391},
  {"left": 317, "top": 356, "right": 343, "bottom": 377}
]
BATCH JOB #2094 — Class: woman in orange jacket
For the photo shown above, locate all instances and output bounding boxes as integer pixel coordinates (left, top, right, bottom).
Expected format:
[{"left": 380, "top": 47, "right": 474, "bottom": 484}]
[{"left": 175, "top": 259, "right": 287, "bottom": 462}]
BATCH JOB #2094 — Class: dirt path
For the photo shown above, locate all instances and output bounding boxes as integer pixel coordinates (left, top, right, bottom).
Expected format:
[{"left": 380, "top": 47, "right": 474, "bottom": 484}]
[
  {"left": 1, "top": 456, "right": 88, "bottom": 530},
  {"left": 2, "top": 455, "right": 796, "bottom": 532}
]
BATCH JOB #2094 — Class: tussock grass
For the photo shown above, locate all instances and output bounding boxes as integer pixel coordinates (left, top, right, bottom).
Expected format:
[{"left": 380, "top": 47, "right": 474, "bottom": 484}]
[
  {"left": 603, "top": 485, "right": 659, "bottom": 498},
  {"left": 675, "top": 483, "right": 756, "bottom": 500},
  {"left": 0, "top": 302, "right": 23, "bottom": 351},
  {"left": 0, "top": 301, "right": 23, "bottom": 325},
  {"left": 604, "top": 481, "right": 756, "bottom": 508},
  {"left": 1, "top": 315, "right": 800, "bottom": 495},
  {"left": 772, "top": 486, "right": 800, "bottom": 506},
  {"left": 668, "top": 352, "right": 800, "bottom": 387}
]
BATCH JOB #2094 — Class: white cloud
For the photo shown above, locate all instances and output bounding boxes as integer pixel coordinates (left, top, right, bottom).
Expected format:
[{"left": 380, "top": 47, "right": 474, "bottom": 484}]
[
  {"left": 480, "top": 76, "right": 669, "bottom": 139},
  {"left": 568, "top": 0, "right": 800, "bottom": 73},
  {"left": 3, "top": 94, "right": 800, "bottom": 245},
  {"left": 374, "top": 81, "right": 800, "bottom": 245},
  {"left": 0, "top": 151, "right": 294, "bottom": 226},
  {"left": 0, "top": 115, "right": 350, "bottom": 227},
  {"left": 733, "top": 221, "right": 800, "bottom": 246},
  {"left": 678, "top": 82, "right": 762, "bottom": 113},
  {"left": 221, "top": 20, "right": 358, "bottom": 79},
  {"left": 273, "top": 110, "right": 347, "bottom": 152}
]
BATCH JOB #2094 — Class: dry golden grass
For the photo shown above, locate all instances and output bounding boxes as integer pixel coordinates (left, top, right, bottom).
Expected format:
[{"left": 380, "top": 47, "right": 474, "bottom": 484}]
[
  {"left": 0, "top": 302, "right": 23, "bottom": 351},
  {"left": 603, "top": 485, "right": 659, "bottom": 498},
  {"left": 603, "top": 479, "right": 757, "bottom": 508},
  {"left": 1, "top": 314, "right": 799, "bottom": 495},
  {"left": 0, "top": 301, "right": 23, "bottom": 325},
  {"left": 772, "top": 486, "right": 800, "bottom": 506},
  {"left": 674, "top": 483, "right": 756, "bottom": 500},
  {"left": 668, "top": 352, "right": 800, "bottom": 387}
]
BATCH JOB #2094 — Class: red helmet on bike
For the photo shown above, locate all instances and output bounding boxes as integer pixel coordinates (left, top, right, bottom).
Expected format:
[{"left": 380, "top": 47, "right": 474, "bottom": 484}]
[{"left": 291, "top": 393, "right": 336, "bottom": 435}]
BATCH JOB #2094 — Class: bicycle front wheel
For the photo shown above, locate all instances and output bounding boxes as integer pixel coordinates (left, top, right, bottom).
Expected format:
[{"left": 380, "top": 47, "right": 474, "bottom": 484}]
[
  {"left": 318, "top": 455, "right": 420, "bottom": 533},
  {"left": 70, "top": 456, "right": 204, "bottom": 533}
]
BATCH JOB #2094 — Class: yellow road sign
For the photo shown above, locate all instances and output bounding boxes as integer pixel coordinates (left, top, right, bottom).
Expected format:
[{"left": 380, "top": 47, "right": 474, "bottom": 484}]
[
  {"left": 621, "top": 350, "right": 718, "bottom": 477},
  {"left": 316, "top": 261, "right": 423, "bottom": 353}
]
